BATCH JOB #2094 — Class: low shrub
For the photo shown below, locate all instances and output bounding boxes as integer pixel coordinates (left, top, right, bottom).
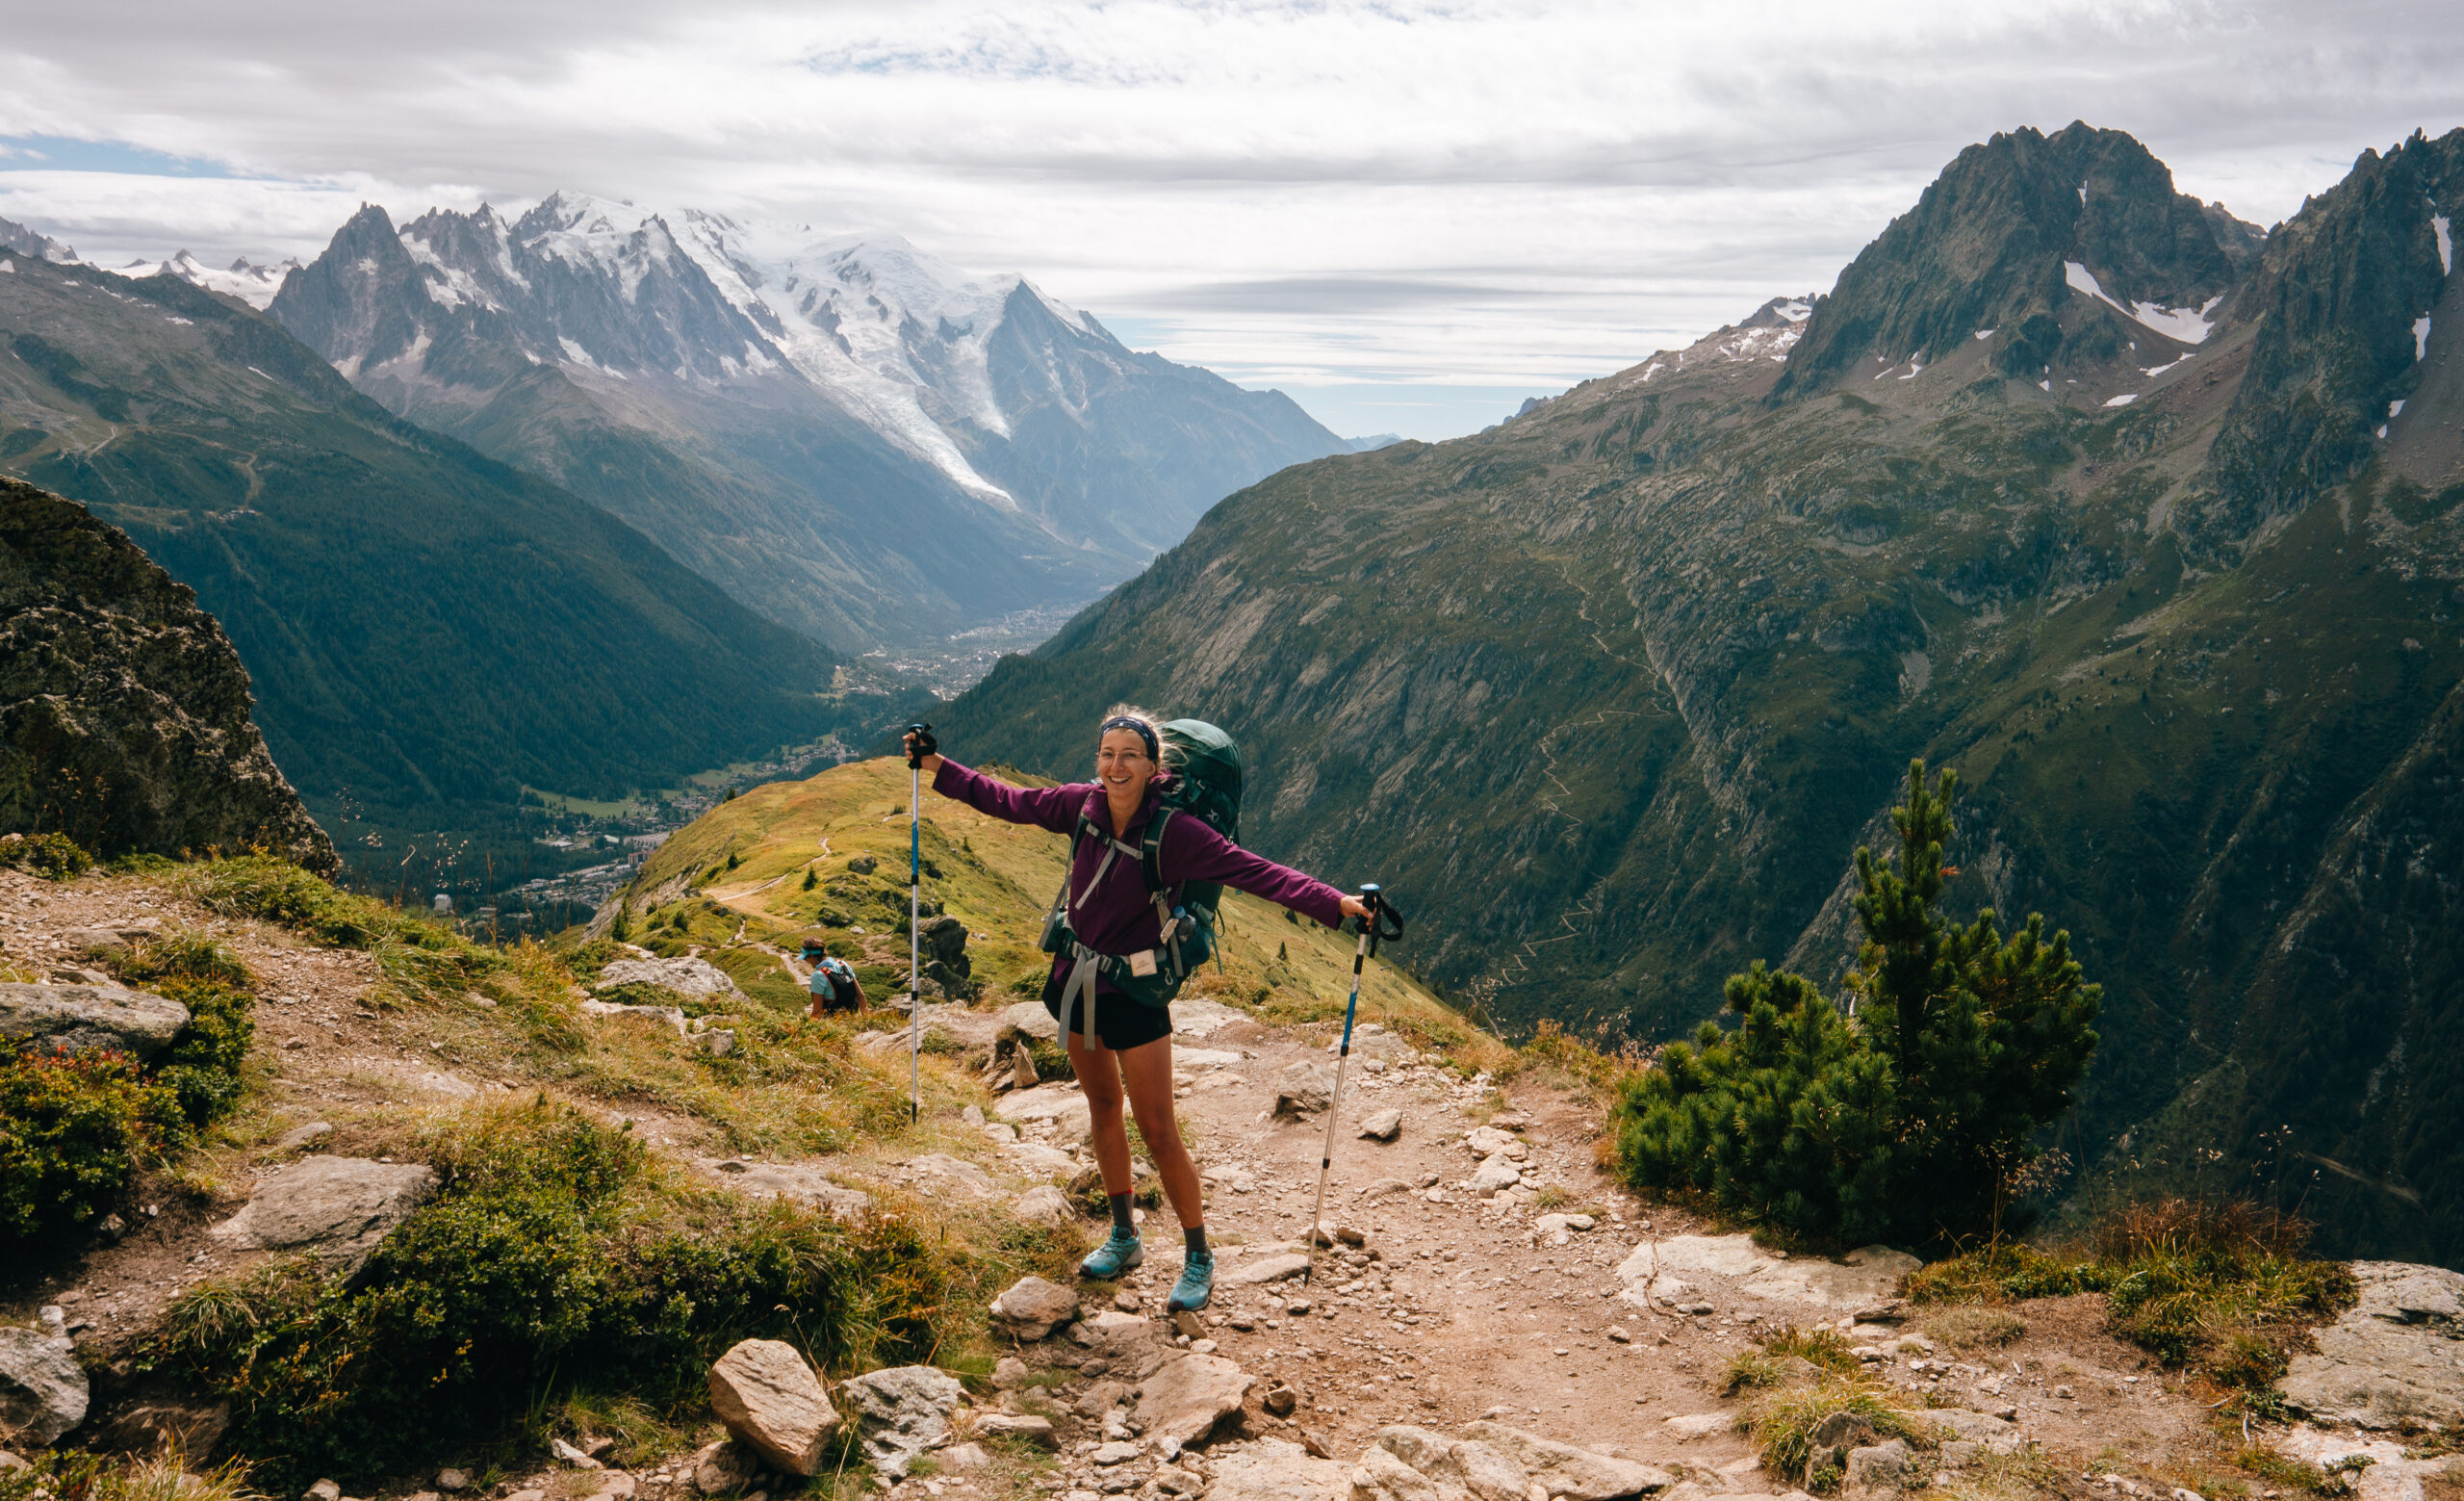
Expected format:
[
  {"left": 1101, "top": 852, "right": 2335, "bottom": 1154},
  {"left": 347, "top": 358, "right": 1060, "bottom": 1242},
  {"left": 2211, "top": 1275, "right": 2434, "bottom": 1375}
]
[
  {"left": 0, "top": 831, "right": 94, "bottom": 880},
  {"left": 1, "top": 930, "right": 260, "bottom": 1251},
  {"left": 156, "top": 1100, "right": 954, "bottom": 1490},
  {"left": 0, "top": 1450, "right": 259, "bottom": 1501},
  {"left": 0, "top": 1048, "right": 181, "bottom": 1248},
  {"left": 1742, "top": 1378, "right": 1921, "bottom": 1488},
  {"left": 1908, "top": 1198, "right": 2354, "bottom": 1398},
  {"left": 1924, "top": 1307, "right": 2028, "bottom": 1353}
]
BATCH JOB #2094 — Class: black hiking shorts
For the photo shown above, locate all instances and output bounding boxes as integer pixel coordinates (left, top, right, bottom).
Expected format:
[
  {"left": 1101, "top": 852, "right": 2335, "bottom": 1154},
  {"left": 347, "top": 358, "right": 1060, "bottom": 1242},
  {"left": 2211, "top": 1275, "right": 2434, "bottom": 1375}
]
[{"left": 1040, "top": 967, "right": 1172, "bottom": 1052}]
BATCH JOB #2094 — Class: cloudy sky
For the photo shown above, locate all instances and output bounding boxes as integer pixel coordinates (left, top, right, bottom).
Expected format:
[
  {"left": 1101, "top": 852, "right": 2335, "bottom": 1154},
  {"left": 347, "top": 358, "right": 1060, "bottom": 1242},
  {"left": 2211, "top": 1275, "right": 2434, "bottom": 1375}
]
[{"left": 5, "top": 0, "right": 2461, "bottom": 439}]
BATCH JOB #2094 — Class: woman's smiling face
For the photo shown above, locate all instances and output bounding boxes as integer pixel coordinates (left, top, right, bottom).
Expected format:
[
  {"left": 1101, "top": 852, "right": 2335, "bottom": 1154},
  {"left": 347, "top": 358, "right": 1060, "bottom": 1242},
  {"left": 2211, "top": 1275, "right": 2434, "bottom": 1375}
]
[{"left": 1096, "top": 728, "right": 1155, "bottom": 794}]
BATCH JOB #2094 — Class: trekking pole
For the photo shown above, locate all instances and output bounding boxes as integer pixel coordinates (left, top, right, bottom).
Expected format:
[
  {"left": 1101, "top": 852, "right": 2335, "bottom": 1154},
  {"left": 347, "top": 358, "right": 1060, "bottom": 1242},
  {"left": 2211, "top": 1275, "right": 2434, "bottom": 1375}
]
[
  {"left": 1302, "top": 884, "right": 1404, "bottom": 1287},
  {"left": 906, "top": 722, "right": 934, "bottom": 1124}
]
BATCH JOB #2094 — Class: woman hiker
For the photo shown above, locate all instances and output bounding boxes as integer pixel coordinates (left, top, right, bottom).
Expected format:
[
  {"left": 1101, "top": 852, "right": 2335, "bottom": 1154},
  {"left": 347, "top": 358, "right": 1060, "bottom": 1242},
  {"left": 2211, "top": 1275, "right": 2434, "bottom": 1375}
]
[{"left": 905, "top": 710, "right": 1373, "bottom": 1313}]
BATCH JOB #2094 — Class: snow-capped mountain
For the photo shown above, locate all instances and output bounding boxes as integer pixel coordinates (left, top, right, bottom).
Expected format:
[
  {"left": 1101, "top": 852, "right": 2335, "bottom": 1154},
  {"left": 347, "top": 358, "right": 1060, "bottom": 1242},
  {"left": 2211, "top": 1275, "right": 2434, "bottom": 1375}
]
[
  {"left": 269, "top": 193, "right": 1345, "bottom": 650},
  {"left": 116, "top": 249, "right": 301, "bottom": 309},
  {"left": 0, "top": 216, "right": 75, "bottom": 265}
]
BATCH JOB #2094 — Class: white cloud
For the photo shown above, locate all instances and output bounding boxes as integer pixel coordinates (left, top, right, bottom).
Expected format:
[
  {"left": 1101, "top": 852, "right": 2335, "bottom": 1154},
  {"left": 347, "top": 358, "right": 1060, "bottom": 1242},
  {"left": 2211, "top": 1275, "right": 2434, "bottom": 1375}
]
[{"left": 4, "top": 0, "right": 2461, "bottom": 438}]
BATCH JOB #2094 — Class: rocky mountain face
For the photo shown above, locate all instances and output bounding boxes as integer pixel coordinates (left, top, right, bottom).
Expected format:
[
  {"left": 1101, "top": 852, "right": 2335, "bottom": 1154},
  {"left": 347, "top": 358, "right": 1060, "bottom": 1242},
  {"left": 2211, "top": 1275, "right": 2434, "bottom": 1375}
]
[
  {"left": 0, "top": 477, "right": 333, "bottom": 870},
  {"left": 0, "top": 218, "right": 75, "bottom": 265},
  {"left": 266, "top": 195, "right": 1346, "bottom": 651},
  {"left": 940, "top": 126, "right": 2464, "bottom": 1263},
  {"left": 0, "top": 252, "right": 862, "bottom": 854}
]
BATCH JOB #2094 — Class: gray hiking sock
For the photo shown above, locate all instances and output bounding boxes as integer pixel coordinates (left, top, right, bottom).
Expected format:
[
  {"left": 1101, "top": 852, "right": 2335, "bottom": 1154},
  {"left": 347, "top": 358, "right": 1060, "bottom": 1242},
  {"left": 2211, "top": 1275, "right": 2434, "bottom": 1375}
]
[
  {"left": 1109, "top": 1192, "right": 1134, "bottom": 1234},
  {"left": 1184, "top": 1225, "right": 1208, "bottom": 1257}
]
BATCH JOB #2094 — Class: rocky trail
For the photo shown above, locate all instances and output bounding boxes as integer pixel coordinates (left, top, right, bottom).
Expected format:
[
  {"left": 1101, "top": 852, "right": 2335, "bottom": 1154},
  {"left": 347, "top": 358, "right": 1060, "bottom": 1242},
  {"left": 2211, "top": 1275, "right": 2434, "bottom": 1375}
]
[{"left": 4, "top": 864, "right": 2461, "bottom": 1501}]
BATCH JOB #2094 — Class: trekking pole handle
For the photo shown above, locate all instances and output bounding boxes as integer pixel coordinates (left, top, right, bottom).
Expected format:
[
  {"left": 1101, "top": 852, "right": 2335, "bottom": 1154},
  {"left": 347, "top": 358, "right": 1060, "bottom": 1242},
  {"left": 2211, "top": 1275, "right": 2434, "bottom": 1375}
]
[
  {"left": 1356, "top": 884, "right": 1404, "bottom": 957},
  {"left": 905, "top": 723, "right": 937, "bottom": 770}
]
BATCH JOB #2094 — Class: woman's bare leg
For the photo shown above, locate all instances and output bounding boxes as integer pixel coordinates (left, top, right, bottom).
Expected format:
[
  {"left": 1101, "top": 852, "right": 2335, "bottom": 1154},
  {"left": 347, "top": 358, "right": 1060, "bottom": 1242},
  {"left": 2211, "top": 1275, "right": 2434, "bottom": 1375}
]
[
  {"left": 1116, "top": 1035, "right": 1204, "bottom": 1230},
  {"left": 1066, "top": 1025, "right": 1136, "bottom": 1197}
]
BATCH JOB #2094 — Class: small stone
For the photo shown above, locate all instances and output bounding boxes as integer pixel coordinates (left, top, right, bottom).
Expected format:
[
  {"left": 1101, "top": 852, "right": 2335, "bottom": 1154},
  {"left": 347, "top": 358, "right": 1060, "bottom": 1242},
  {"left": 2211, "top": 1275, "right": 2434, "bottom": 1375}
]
[
  {"left": 991, "top": 1357, "right": 1030, "bottom": 1390},
  {"left": 2054, "top": 1385, "right": 2076, "bottom": 1400},
  {"left": 1263, "top": 1385, "right": 1298, "bottom": 1416},
  {"left": 962, "top": 1104, "right": 986, "bottom": 1126},
  {"left": 305, "top": 1483, "right": 342, "bottom": 1501},
  {"left": 1092, "top": 1441, "right": 1142, "bottom": 1465},
  {"left": 1116, "top": 1289, "right": 1142, "bottom": 1313},
  {"left": 1359, "top": 1109, "right": 1402, "bottom": 1142},
  {"left": 1606, "top": 1326, "right": 1631, "bottom": 1343},
  {"left": 991, "top": 1276, "right": 1083, "bottom": 1339},
  {"left": 435, "top": 1471, "right": 471, "bottom": 1492},
  {"left": 690, "top": 1440, "right": 754, "bottom": 1496},
  {"left": 1844, "top": 1438, "right": 1910, "bottom": 1490},
  {"left": 974, "top": 1413, "right": 1059, "bottom": 1450},
  {"left": 1133, "top": 1353, "right": 1254, "bottom": 1445},
  {"left": 552, "top": 1437, "right": 603, "bottom": 1469}
]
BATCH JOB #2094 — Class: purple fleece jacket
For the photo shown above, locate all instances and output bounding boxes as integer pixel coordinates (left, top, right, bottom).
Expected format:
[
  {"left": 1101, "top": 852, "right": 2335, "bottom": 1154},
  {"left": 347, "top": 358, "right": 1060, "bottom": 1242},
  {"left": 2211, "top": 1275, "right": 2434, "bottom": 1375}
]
[{"left": 931, "top": 758, "right": 1347, "bottom": 993}]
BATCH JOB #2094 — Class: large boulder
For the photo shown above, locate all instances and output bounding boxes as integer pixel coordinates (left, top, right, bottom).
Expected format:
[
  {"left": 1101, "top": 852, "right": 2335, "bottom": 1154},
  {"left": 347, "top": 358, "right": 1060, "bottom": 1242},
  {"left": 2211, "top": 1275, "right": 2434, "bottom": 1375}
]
[
  {"left": 0, "top": 1312, "right": 87, "bottom": 1447},
  {"left": 707, "top": 1339, "right": 837, "bottom": 1476},
  {"left": 0, "top": 479, "right": 335, "bottom": 871},
  {"left": 207, "top": 1155, "right": 438, "bottom": 1269},
  {"left": 1133, "top": 1353, "right": 1254, "bottom": 1446},
  {"left": 0, "top": 983, "right": 189, "bottom": 1062},
  {"left": 2280, "top": 1261, "right": 2464, "bottom": 1429},
  {"left": 840, "top": 1365, "right": 964, "bottom": 1479}
]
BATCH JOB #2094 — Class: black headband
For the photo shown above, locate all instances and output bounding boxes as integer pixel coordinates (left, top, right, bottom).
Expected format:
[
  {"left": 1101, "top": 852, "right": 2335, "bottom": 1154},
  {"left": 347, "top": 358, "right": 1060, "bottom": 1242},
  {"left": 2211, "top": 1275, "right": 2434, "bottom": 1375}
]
[{"left": 1099, "top": 715, "right": 1160, "bottom": 762}]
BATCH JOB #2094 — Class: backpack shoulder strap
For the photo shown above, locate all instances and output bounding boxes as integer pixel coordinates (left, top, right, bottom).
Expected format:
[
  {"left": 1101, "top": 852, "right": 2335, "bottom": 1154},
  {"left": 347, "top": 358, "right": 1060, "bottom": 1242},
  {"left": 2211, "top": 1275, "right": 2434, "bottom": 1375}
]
[{"left": 1140, "top": 807, "right": 1176, "bottom": 896}]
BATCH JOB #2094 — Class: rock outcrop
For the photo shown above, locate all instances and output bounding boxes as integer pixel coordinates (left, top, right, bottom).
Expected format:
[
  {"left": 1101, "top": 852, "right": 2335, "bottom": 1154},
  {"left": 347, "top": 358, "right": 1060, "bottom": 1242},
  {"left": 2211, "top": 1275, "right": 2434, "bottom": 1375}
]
[
  {"left": 839, "top": 1365, "right": 964, "bottom": 1479},
  {"left": 206, "top": 1155, "right": 438, "bottom": 1269},
  {"left": 0, "top": 982, "right": 190, "bottom": 1061},
  {"left": 0, "top": 479, "right": 333, "bottom": 870},
  {"left": 2279, "top": 1261, "right": 2464, "bottom": 1429},
  {"left": 0, "top": 1309, "right": 87, "bottom": 1447}
]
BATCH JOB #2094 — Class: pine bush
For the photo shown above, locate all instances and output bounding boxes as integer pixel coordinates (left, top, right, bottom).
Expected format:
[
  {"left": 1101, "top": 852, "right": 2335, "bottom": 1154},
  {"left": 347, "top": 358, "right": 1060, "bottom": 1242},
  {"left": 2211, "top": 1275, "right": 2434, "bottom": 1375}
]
[{"left": 1612, "top": 761, "right": 2102, "bottom": 1247}]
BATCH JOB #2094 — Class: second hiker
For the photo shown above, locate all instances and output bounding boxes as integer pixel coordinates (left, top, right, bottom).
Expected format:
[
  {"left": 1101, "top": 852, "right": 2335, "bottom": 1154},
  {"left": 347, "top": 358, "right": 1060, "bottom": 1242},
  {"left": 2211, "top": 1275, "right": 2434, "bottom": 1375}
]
[{"left": 905, "top": 709, "right": 1371, "bottom": 1312}]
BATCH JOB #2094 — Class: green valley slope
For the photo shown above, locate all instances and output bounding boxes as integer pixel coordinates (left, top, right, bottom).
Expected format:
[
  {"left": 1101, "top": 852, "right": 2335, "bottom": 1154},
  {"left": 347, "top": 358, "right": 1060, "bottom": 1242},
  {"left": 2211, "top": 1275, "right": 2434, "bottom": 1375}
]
[
  {"left": 938, "top": 124, "right": 2464, "bottom": 1263},
  {"left": 0, "top": 252, "right": 870, "bottom": 873}
]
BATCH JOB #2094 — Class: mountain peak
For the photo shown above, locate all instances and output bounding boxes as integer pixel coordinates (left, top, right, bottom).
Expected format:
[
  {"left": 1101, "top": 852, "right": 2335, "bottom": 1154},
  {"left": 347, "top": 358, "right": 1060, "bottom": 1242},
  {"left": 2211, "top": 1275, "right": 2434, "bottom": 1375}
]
[
  {"left": 0, "top": 215, "right": 77, "bottom": 265},
  {"left": 1772, "top": 123, "right": 2244, "bottom": 399}
]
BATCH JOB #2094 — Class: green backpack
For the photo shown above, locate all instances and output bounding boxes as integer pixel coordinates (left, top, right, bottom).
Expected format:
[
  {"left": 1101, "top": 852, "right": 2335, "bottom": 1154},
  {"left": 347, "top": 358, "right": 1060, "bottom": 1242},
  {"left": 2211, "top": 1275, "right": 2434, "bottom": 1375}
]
[{"left": 1038, "top": 718, "right": 1245, "bottom": 1007}]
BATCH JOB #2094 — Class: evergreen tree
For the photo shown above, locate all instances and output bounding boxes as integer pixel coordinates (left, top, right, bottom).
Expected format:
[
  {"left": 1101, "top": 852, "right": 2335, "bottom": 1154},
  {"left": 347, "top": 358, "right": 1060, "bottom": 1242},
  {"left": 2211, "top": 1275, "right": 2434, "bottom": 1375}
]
[{"left": 1612, "top": 760, "right": 2101, "bottom": 1247}]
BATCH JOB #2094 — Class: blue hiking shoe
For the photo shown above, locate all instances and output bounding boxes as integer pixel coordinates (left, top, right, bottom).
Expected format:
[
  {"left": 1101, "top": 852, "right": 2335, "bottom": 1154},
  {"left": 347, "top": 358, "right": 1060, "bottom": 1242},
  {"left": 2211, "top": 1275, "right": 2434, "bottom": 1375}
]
[
  {"left": 1168, "top": 1250, "right": 1214, "bottom": 1312},
  {"left": 1080, "top": 1229, "right": 1143, "bottom": 1280}
]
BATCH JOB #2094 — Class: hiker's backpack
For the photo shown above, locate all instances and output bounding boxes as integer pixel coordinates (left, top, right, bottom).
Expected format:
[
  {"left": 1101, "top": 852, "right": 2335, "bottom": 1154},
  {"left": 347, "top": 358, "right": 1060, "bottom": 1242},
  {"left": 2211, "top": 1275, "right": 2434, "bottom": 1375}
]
[
  {"left": 1039, "top": 718, "right": 1245, "bottom": 1008},
  {"left": 811, "top": 955, "right": 860, "bottom": 1012}
]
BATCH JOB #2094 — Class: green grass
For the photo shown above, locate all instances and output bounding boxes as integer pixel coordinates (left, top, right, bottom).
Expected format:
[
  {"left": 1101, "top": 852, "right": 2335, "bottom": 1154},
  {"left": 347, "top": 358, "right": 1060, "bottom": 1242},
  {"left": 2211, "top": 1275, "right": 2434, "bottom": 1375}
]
[
  {"left": 1741, "top": 1377, "right": 1924, "bottom": 1489},
  {"left": 1906, "top": 1199, "right": 2354, "bottom": 1403}
]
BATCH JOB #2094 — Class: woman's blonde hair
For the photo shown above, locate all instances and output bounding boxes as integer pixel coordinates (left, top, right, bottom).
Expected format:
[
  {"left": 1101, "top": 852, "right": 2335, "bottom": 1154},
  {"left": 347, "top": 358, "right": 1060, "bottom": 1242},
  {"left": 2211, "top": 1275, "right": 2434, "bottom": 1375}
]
[{"left": 1097, "top": 704, "right": 1176, "bottom": 768}]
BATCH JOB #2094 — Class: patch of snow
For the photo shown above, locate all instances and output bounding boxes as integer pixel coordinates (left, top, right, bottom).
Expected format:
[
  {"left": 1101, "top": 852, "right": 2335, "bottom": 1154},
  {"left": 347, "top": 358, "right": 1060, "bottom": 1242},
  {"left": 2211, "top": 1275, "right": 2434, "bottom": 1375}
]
[
  {"left": 2040, "top": 379, "right": 2052, "bottom": 392},
  {"left": 244, "top": 366, "right": 273, "bottom": 381},
  {"left": 2064, "top": 261, "right": 2219, "bottom": 344},
  {"left": 2415, "top": 316, "right": 2432, "bottom": 361},
  {"left": 1775, "top": 299, "right": 1812, "bottom": 323},
  {"left": 1897, "top": 358, "right": 1924, "bottom": 379},
  {"left": 117, "top": 248, "right": 299, "bottom": 309},
  {"left": 2142, "top": 355, "right": 2193, "bottom": 377},
  {"left": 2078, "top": 185, "right": 2088, "bottom": 203},
  {"left": 2378, "top": 425, "right": 2390, "bottom": 440},
  {"left": 2390, "top": 399, "right": 2405, "bottom": 419},
  {"left": 0, "top": 259, "right": 13, "bottom": 273},
  {"left": 2436, "top": 215, "right": 2453, "bottom": 276},
  {"left": 1974, "top": 328, "right": 1995, "bottom": 341},
  {"left": 2104, "top": 393, "right": 2138, "bottom": 407}
]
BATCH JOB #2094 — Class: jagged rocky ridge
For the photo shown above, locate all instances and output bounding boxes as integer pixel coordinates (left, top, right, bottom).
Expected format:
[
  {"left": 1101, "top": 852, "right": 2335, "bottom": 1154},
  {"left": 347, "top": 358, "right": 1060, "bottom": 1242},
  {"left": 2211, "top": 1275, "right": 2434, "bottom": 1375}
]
[
  {"left": 266, "top": 195, "right": 1347, "bottom": 650},
  {"left": 0, "top": 477, "right": 333, "bottom": 870},
  {"left": 940, "top": 124, "right": 2464, "bottom": 1263}
]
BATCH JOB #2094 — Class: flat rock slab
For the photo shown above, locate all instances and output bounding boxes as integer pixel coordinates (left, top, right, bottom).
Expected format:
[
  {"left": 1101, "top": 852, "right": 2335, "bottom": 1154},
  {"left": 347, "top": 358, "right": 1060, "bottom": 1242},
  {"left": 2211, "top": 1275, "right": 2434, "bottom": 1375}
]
[
  {"left": 707, "top": 1339, "right": 837, "bottom": 1476},
  {"left": 893, "top": 1153, "right": 1001, "bottom": 1201},
  {"left": 1171, "top": 1000, "right": 1245, "bottom": 1037},
  {"left": 1008, "top": 1183, "right": 1076, "bottom": 1228},
  {"left": 578, "top": 998, "right": 687, "bottom": 1035},
  {"left": 840, "top": 1365, "right": 963, "bottom": 1479},
  {"left": 1134, "top": 1352, "right": 1254, "bottom": 1445},
  {"left": 208, "top": 1155, "right": 437, "bottom": 1268},
  {"left": 695, "top": 1158, "right": 872, "bottom": 1221},
  {"left": 0, "top": 983, "right": 189, "bottom": 1062},
  {"left": 1207, "top": 1437, "right": 1348, "bottom": 1501},
  {"left": 1614, "top": 1234, "right": 1919, "bottom": 1310},
  {"left": 1460, "top": 1421, "right": 1675, "bottom": 1499},
  {"left": 597, "top": 957, "right": 740, "bottom": 996},
  {"left": 1224, "top": 1253, "right": 1313, "bottom": 1287},
  {"left": 995, "top": 1001, "right": 1060, "bottom": 1042},
  {"left": 2281, "top": 1260, "right": 2464, "bottom": 1429},
  {"left": 1176, "top": 1048, "right": 1245, "bottom": 1069},
  {"left": 0, "top": 1324, "right": 88, "bottom": 1446}
]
